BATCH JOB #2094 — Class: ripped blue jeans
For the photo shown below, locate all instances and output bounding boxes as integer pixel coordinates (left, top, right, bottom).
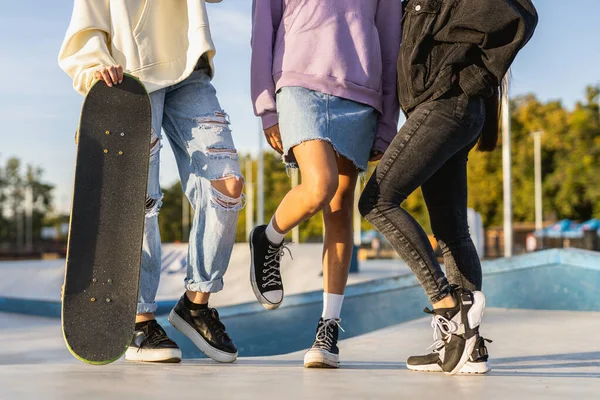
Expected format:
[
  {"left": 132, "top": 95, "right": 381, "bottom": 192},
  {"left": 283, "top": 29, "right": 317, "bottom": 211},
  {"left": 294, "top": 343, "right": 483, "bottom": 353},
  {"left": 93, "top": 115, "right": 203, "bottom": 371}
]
[{"left": 138, "top": 69, "right": 243, "bottom": 314}]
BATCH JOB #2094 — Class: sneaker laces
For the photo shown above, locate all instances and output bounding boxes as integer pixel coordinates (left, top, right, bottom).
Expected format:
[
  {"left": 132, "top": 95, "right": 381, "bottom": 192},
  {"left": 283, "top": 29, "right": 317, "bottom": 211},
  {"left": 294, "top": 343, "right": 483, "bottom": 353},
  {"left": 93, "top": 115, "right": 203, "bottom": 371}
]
[
  {"left": 200, "top": 308, "right": 231, "bottom": 340},
  {"left": 262, "top": 242, "right": 292, "bottom": 288},
  {"left": 138, "top": 322, "right": 173, "bottom": 351},
  {"left": 425, "top": 312, "right": 460, "bottom": 353},
  {"left": 314, "top": 319, "right": 344, "bottom": 349}
]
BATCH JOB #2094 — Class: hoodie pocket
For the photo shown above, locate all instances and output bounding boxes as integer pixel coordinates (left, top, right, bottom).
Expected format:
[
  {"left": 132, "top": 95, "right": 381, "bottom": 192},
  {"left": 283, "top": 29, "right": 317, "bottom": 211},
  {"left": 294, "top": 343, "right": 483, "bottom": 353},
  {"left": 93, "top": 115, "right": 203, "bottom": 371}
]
[{"left": 133, "top": 0, "right": 151, "bottom": 37}]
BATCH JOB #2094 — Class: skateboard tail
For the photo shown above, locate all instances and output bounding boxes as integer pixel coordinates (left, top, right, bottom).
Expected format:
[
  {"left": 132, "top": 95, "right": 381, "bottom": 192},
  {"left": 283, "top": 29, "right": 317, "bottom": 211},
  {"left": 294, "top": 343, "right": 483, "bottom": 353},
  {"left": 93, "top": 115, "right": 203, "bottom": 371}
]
[{"left": 62, "top": 327, "right": 127, "bottom": 365}]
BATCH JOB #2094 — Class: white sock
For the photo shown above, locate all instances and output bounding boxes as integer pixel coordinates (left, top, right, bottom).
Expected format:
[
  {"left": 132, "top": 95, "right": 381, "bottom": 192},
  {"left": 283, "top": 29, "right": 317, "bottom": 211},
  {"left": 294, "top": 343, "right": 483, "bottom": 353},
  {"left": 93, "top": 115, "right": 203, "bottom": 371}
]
[
  {"left": 265, "top": 217, "right": 286, "bottom": 245},
  {"left": 322, "top": 293, "right": 344, "bottom": 320}
]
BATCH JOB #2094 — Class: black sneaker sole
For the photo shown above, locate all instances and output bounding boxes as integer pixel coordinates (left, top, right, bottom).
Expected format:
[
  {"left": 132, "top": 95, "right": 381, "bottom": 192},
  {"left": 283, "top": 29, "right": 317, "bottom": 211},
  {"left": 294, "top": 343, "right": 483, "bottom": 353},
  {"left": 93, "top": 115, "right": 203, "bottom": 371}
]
[
  {"left": 168, "top": 310, "right": 237, "bottom": 363},
  {"left": 249, "top": 226, "right": 283, "bottom": 310}
]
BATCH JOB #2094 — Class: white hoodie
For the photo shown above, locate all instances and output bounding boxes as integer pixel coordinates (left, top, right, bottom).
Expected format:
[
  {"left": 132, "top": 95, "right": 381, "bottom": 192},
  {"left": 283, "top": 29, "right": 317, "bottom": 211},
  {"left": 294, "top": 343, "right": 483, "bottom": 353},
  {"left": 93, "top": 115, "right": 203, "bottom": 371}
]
[{"left": 59, "top": 0, "right": 221, "bottom": 95}]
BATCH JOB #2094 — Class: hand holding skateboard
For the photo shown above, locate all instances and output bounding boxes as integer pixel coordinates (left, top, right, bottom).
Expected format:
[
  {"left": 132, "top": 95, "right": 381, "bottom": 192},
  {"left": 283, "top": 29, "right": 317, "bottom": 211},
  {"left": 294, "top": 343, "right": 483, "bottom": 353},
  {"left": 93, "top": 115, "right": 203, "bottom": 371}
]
[{"left": 94, "top": 65, "right": 124, "bottom": 87}]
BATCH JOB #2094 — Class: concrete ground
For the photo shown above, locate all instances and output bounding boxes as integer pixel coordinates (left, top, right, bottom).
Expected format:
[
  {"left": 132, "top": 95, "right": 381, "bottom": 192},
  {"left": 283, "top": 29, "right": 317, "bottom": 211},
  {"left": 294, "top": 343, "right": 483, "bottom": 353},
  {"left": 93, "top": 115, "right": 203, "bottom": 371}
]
[{"left": 1, "top": 308, "right": 598, "bottom": 399}]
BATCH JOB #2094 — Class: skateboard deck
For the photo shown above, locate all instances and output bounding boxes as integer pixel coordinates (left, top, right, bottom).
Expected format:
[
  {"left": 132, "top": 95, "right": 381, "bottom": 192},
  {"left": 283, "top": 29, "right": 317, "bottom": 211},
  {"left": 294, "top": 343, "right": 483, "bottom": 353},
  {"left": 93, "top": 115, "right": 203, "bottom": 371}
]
[{"left": 62, "top": 74, "right": 152, "bottom": 364}]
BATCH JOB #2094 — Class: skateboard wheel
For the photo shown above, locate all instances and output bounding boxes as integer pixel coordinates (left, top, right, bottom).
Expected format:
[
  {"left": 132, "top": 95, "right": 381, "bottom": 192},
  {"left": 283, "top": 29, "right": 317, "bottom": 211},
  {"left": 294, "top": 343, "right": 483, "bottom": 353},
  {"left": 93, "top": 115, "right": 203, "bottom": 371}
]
[
  {"left": 90, "top": 297, "right": 96, "bottom": 302},
  {"left": 120, "top": 132, "right": 125, "bottom": 136},
  {"left": 105, "top": 130, "right": 110, "bottom": 135},
  {"left": 106, "top": 298, "right": 111, "bottom": 303},
  {"left": 103, "top": 149, "right": 109, "bottom": 154},
  {"left": 92, "top": 278, "right": 97, "bottom": 283}
]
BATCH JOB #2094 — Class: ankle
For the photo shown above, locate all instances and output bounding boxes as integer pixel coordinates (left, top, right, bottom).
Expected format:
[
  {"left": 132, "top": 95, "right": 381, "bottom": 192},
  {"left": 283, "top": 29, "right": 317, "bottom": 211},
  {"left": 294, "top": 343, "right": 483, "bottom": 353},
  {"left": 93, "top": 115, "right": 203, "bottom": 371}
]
[
  {"left": 184, "top": 291, "right": 209, "bottom": 310},
  {"left": 265, "top": 217, "right": 287, "bottom": 245},
  {"left": 185, "top": 290, "right": 210, "bottom": 305},
  {"left": 136, "top": 313, "right": 155, "bottom": 323},
  {"left": 432, "top": 295, "right": 456, "bottom": 310}
]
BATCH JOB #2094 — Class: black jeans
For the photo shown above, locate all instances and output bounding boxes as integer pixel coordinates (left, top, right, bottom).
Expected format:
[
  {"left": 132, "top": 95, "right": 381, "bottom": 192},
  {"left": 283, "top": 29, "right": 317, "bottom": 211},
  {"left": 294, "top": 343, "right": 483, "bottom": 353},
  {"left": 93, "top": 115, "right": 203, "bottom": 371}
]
[{"left": 359, "top": 90, "right": 485, "bottom": 303}]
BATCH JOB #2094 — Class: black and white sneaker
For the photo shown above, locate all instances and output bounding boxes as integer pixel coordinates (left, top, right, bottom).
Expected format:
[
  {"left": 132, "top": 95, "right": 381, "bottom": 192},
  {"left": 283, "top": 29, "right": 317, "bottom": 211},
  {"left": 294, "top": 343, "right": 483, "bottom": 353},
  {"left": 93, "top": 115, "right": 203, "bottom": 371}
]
[
  {"left": 249, "top": 225, "right": 291, "bottom": 310},
  {"left": 168, "top": 296, "right": 237, "bottom": 363},
  {"left": 461, "top": 334, "right": 492, "bottom": 374},
  {"left": 407, "top": 334, "right": 492, "bottom": 374},
  {"left": 407, "top": 288, "right": 486, "bottom": 375},
  {"left": 125, "top": 320, "right": 182, "bottom": 363},
  {"left": 304, "top": 318, "right": 344, "bottom": 368}
]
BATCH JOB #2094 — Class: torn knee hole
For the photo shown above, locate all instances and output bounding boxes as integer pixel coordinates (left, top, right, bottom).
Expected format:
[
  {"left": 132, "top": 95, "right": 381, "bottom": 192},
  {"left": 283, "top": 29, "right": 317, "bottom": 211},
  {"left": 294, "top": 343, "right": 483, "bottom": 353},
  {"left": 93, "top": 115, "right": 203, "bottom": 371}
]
[
  {"left": 209, "top": 184, "right": 244, "bottom": 211},
  {"left": 211, "top": 178, "right": 244, "bottom": 199}
]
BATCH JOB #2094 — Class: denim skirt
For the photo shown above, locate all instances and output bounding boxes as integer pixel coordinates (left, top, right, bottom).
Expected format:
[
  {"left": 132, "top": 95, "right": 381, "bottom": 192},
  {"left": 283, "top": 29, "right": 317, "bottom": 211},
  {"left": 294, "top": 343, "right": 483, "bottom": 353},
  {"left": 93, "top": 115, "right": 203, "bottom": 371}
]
[{"left": 276, "top": 86, "right": 377, "bottom": 171}]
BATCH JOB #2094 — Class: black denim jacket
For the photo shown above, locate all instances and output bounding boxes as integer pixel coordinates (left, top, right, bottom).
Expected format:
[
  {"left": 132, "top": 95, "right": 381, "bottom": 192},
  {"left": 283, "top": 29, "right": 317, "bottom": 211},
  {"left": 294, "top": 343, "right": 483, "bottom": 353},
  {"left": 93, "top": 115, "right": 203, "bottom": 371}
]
[{"left": 398, "top": 0, "right": 538, "bottom": 113}]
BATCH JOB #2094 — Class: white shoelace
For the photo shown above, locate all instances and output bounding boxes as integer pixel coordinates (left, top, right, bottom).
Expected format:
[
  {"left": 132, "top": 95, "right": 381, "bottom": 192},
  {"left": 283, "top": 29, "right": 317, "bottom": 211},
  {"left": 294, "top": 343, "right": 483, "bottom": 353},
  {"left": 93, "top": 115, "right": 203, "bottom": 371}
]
[
  {"left": 426, "top": 314, "right": 460, "bottom": 353},
  {"left": 314, "top": 319, "right": 345, "bottom": 349},
  {"left": 261, "top": 243, "right": 292, "bottom": 288}
]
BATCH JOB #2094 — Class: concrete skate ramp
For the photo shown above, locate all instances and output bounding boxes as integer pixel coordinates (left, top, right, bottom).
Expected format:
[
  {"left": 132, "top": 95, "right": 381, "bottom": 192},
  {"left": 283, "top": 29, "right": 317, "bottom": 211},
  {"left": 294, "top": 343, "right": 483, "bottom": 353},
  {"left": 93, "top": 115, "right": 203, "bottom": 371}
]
[
  {"left": 159, "top": 248, "right": 600, "bottom": 358},
  {"left": 1, "top": 248, "right": 599, "bottom": 359}
]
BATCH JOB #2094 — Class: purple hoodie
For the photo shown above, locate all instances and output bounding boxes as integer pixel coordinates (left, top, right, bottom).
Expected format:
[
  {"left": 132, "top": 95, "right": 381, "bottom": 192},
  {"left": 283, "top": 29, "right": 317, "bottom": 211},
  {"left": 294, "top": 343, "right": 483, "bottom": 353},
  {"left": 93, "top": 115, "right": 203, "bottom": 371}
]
[{"left": 251, "top": 0, "right": 402, "bottom": 153}]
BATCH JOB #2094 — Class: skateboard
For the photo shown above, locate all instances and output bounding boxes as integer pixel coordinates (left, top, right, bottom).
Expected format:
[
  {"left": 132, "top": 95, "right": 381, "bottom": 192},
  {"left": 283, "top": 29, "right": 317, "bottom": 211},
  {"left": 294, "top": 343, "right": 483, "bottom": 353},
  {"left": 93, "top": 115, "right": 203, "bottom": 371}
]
[{"left": 62, "top": 74, "right": 152, "bottom": 364}]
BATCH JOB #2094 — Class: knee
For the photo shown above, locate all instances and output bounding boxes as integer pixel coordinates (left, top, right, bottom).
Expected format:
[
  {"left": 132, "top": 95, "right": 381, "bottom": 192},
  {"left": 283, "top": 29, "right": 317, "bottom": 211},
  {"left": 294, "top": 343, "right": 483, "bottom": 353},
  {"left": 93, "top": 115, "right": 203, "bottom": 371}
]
[
  {"left": 211, "top": 177, "right": 244, "bottom": 199},
  {"left": 210, "top": 177, "right": 245, "bottom": 211},
  {"left": 359, "top": 180, "right": 403, "bottom": 218},
  {"left": 358, "top": 184, "right": 378, "bottom": 218},
  {"left": 304, "top": 176, "right": 338, "bottom": 214}
]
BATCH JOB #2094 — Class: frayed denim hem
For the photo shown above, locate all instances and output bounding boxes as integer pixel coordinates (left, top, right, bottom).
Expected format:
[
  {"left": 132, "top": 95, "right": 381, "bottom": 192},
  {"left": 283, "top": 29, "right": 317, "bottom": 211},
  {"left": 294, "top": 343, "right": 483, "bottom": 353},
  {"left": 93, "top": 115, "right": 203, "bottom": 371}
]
[
  {"left": 283, "top": 137, "right": 369, "bottom": 173},
  {"left": 137, "top": 302, "right": 158, "bottom": 314}
]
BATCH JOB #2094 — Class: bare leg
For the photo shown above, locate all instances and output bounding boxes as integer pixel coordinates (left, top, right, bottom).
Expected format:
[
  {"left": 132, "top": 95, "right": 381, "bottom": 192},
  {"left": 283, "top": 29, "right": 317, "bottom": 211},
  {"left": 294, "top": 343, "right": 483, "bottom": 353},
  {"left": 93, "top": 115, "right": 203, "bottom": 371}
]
[
  {"left": 322, "top": 156, "right": 359, "bottom": 295},
  {"left": 136, "top": 313, "right": 155, "bottom": 323},
  {"left": 271, "top": 140, "right": 339, "bottom": 234}
]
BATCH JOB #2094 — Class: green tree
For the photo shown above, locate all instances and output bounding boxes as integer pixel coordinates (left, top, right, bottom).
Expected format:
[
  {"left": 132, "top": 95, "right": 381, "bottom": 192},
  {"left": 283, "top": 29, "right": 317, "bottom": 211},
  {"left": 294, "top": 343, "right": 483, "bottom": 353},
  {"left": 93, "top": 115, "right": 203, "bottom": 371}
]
[
  {"left": 467, "top": 85, "right": 600, "bottom": 227},
  {"left": 0, "top": 157, "right": 54, "bottom": 244}
]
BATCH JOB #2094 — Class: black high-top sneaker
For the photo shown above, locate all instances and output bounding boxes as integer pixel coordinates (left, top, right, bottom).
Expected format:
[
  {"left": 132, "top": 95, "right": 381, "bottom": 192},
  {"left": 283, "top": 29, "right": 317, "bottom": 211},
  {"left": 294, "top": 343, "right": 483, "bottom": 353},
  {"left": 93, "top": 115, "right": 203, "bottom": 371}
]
[
  {"left": 406, "top": 288, "right": 486, "bottom": 375},
  {"left": 168, "top": 296, "right": 237, "bottom": 363},
  {"left": 440, "top": 288, "right": 486, "bottom": 374},
  {"left": 125, "top": 320, "right": 182, "bottom": 363},
  {"left": 304, "top": 318, "right": 344, "bottom": 368},
  {"left": 249, "top": 225, "right": 291, "bottom": 310},
  {"left": 406, "top": 332, "right": 492, "bottom": 374}
]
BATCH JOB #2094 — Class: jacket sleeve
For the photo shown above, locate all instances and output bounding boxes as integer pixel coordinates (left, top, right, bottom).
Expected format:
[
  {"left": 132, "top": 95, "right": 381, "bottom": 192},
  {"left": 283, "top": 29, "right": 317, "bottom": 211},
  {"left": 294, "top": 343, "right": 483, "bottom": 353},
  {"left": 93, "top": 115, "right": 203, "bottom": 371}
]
[
  {"left": 373, "top": 0, "right": 402, "bottom": 154},
  {"left": 250, "top": 0, "right": 283, "bottom": 130},
  {"left": 58, "top": 0, "right": 117, "bottom": 95},
  {"left": 442, "top": 0, "right": 538, "bottom": 97}
]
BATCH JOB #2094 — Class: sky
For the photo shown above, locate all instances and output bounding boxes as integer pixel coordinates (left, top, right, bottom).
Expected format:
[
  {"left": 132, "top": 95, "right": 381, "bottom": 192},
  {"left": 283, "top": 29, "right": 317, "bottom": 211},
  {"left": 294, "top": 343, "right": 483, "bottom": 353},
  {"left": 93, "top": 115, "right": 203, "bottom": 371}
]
[{"left": 0, "top": 0, "right": 598, "bottom": 214}]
